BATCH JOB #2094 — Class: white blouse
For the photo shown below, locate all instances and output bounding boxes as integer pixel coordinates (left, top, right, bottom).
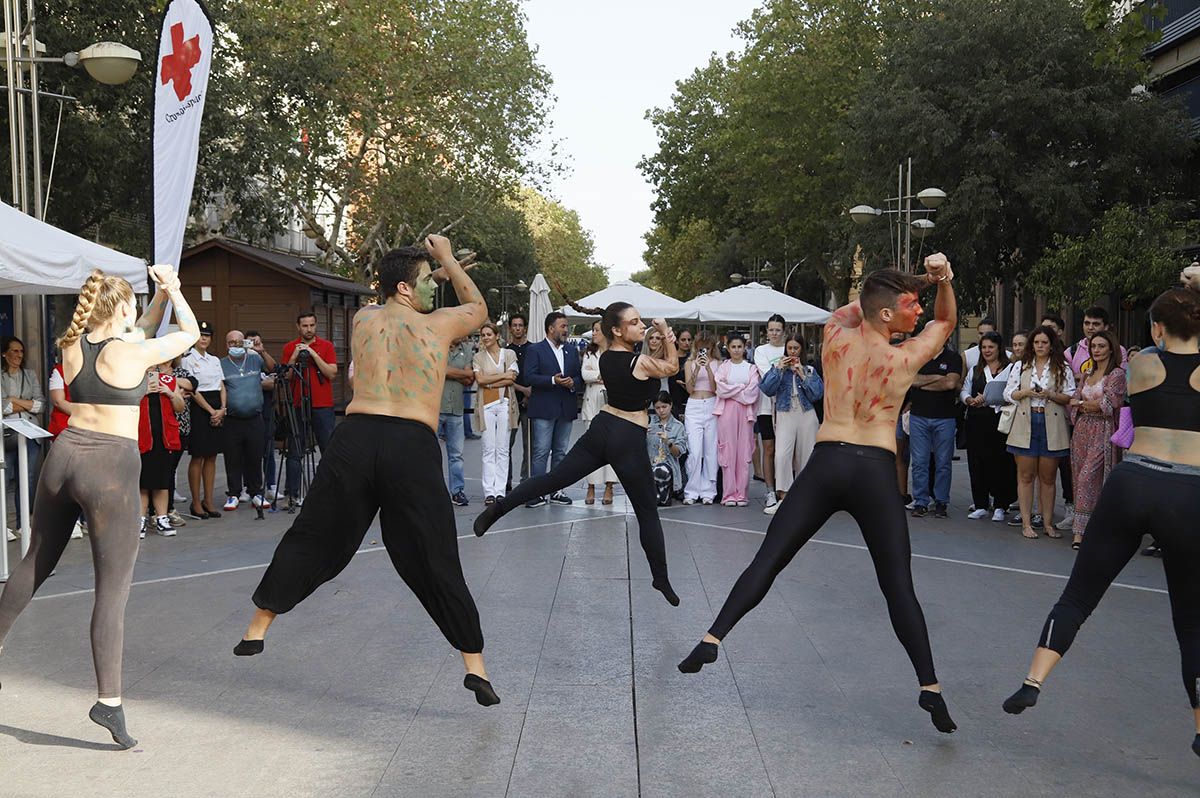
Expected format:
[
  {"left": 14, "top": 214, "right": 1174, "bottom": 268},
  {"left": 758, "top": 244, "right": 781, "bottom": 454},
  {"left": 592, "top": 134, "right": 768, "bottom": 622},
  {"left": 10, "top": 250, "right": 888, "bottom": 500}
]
[
  {"left": 182, "top": 350, "right": 225, "bottom": 392},
  {"left": 1003, "top": 359, "right": 1076, "bottom": 409}
]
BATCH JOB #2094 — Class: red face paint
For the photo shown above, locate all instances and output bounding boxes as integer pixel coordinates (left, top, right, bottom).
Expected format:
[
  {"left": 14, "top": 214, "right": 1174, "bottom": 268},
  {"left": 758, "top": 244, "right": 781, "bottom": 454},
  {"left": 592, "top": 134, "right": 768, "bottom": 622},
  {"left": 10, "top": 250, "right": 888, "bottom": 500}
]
[{"left": 894, "top": 292, "right": 922, "bottom": 332}]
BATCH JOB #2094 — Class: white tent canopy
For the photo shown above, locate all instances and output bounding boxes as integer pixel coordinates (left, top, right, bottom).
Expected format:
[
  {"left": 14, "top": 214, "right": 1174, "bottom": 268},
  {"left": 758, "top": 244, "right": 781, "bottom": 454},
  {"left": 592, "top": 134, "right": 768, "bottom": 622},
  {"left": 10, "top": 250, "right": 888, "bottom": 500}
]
[
  {"left": 676, "top": 282, "right": 831, "bottom": 324},
  {"left": 557, "top": 280, "right": 686, "bottom": 321},
  {"left": 0, "top": 201, "right": 148, "bottom": 294}
]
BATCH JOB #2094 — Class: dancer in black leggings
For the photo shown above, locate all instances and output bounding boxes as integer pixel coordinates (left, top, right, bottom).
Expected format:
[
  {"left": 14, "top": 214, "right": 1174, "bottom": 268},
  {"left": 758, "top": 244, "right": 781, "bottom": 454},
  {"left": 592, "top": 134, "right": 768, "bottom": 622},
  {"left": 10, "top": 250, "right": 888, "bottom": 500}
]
[
  {"left": 474, "top": 303, "right": 682, "bottom": 606},
  {"left": 0, "top": 265, "right": 199, "bottom": 749},
  {"left": 1004, "top": 280, "right": 1200, "bottom": 759},
  {"left": 679, "top": 254, "right": 961, "bottom": 734}
]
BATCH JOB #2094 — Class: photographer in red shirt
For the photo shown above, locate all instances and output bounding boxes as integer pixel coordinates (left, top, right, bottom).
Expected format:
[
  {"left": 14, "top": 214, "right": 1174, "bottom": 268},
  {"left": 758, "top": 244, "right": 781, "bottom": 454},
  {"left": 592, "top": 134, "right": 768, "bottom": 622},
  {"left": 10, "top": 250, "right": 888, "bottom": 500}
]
[{"left": 280, "top": 312, "right": 338, "bottom": 506}]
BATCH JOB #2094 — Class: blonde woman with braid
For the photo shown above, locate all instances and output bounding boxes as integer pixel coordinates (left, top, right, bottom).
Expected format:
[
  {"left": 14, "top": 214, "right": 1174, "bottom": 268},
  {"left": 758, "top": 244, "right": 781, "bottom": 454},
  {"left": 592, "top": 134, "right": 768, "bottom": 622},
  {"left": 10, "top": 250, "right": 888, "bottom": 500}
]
[{"left": 0, "top": 265, "right": 198, "bottom": 749}]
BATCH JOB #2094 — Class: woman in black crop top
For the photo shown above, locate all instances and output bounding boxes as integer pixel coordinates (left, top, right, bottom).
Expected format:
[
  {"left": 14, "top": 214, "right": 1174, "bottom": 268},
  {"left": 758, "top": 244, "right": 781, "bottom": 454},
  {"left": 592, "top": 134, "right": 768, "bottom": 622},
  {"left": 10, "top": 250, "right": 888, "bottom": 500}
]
[
  {"left": 474, "top": 301, "right": 684, "bottom": 606},
  {"left": 1005, "top": 279, "right": 1200, "bottom": 759},
  {"left": 0, "top": 265, "right": 200, "bottom": 750}
]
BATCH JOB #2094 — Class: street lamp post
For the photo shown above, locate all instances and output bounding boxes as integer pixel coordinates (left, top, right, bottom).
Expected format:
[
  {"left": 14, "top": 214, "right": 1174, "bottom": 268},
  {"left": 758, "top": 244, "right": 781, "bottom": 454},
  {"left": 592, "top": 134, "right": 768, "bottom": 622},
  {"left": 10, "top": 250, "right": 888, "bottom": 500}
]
[
  {"left": 487, "top": 279, "right": 528, "bottom": 323},
  {"left": 849, "top": 157, "right": 946, "bottom": 272}
]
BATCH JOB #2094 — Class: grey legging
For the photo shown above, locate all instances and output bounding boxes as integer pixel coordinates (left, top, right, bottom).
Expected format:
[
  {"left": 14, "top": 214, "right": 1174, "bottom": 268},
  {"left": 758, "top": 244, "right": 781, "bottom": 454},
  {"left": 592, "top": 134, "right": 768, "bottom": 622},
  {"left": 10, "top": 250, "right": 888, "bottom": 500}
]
[{"left": 0, "top": 427, "right": 141, "bottom": 698}]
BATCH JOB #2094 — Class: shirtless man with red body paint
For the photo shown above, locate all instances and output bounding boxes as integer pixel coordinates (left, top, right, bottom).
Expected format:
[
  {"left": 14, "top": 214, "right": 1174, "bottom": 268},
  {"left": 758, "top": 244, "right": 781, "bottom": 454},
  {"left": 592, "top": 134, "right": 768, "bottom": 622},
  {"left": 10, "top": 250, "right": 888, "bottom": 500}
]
[{"left": 680, "top": 254, "right": 961, "bottom": 736}]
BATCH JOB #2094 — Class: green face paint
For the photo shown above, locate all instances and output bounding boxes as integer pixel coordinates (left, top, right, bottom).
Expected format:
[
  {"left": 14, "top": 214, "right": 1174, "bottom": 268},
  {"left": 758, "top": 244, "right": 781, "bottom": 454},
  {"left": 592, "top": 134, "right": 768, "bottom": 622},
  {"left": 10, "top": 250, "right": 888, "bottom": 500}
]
[{"left": 416, "top": 273, "right": 436, "bottom": 311}]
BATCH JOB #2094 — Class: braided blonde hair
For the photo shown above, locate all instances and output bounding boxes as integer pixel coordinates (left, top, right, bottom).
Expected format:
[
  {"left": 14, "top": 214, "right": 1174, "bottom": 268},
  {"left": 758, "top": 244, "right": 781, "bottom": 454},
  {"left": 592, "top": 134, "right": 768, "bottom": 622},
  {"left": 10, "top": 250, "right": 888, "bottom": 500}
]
[{"left": 56, "top": 269, "right": 136, "bottom": 349}]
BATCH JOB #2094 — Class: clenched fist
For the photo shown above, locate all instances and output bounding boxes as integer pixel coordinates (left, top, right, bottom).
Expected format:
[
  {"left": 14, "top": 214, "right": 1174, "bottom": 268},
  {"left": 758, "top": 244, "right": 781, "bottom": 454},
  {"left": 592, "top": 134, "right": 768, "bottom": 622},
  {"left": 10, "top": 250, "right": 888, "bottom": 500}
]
[{"left": 923, "top": 253, "right": 954, "bottom": 284}]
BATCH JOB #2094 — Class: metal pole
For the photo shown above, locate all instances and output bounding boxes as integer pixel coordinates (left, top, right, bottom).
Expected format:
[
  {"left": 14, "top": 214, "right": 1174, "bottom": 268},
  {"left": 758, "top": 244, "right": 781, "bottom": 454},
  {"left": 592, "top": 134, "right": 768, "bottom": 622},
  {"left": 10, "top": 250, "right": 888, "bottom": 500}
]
[
  {"left": 895, "top": 162, "right": 903, "bottom": 269},
  {"left": 3, "top": 0, "right": 19, "bottom": 204},
  {"left": 11, "top": 0, "right": 26, "bottom": 212},
  {"left": 905, "top": 157, "right": 913, "bottom": 272},
  {"left": 25, "top": 0, "right": 41, "bottom": 219},
  {"left": 16, "top": 433, "right": 29, "bottom": 556}
]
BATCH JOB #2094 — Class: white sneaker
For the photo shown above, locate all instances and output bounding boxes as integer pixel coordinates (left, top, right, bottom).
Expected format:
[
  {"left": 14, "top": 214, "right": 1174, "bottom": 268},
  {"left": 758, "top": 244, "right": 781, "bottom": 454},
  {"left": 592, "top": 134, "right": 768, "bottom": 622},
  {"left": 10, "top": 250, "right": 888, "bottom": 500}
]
[
  {"left": 700, "top": 497, "right": 713, "bottom": 505},
  {"left": 1055, "top": 505, "right": 1075, "bottom": 531},
  {"left": 967, "top": 508, "right": 989, "bottom": 520},
  {"left": 905, "top": 500, "right": 917, "bottom": 511},
  {"left": 71, "top": 521, "right": 84, "bottom": 539},
  {"left": 266, "top": 484, "right": 278, "bottom": 501},
  {"left": 763, "top": 492, "right": 778, "bottom": 508},
  {"left": 173, "top": 491, "right": 188, "bottom": 503},
  {"left": 735, "top": 500, "right": 749, "bottom": 507},
  {"left": 223, "top": 495, "right": 239, "bottom": 512},
  {"left": 763, "top": 502, "right": 779, "bottom": 515},
  {"left": 991, "top": 509, "right": 1006, "bottom": 522},
  {"left": 682, "top": 497, "right": 696, "bottom": 505},
  {"left": 154, "top": 516, "right": 177, "bottom": 537},
  {"left": 139, "top": 518, "right": 147, "bottom": 540},
  {"left": 5, "top": 527, "right": 16, "bottom": 542}
]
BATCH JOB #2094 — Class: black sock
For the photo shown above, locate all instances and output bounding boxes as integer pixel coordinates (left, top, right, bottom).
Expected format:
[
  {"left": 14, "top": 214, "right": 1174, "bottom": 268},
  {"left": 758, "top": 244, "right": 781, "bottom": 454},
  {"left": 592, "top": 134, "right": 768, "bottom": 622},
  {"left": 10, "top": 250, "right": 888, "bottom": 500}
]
[
  {"left": 1192, "top": 733, "right": 1199, "bottom": 758},
  {"left": 89, "top": 702, "right": 137, "bottom": 749},
  {"left": 234, "top": 639, "right": 265, "bottom": 657},
  {"left": 1002, "top": 683, "right": 1040, "bottom": 714},
  {"left": 677, "top": 641, "right": 718, "bottom": 674},
  {"left": 464, "top": 673, "right": 500, "bottom": 706},
  {"left": 652, "top": 577, "right": 680, "bottom": 607},
  {"left": 474, "top": 503, "right": 503, "bottom": 537},
  {"left": 919, "top": 690, "right": 957, "bottom": 733}
]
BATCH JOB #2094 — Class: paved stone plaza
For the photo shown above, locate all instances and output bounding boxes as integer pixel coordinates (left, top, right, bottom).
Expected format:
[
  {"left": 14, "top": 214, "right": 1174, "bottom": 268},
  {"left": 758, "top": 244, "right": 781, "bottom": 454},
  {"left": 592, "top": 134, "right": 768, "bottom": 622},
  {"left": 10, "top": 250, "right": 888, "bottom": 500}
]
[{"left": 0, "top": 434, "right": 1195, "bottom": 797}]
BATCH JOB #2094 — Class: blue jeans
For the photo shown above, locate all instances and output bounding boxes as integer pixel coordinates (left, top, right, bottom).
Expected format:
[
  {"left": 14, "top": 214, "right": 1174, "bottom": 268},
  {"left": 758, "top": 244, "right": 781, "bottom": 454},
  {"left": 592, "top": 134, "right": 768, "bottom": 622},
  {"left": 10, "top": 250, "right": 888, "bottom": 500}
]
[
  {"left": 531, "top": 417, "right": 572, "bottom": 483},
  {"left": 285, "top": 406, "right": 336, "bottom": 498},
  {"left": 438, "top": 413, "right": 465, "bottom": 495},
  {"left": 909, "top": 415, "right": 955, "bottom": 508},
  {"left": 4, "top": 437, "right": 42, "bottom": 519}
]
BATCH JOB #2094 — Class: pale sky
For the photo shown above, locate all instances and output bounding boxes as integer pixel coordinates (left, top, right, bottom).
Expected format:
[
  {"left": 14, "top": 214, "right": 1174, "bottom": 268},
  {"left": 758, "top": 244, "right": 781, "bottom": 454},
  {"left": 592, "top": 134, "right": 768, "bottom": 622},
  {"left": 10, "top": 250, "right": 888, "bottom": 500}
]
[{"left": 523, "top": 0, "right": 763, "bottom": 284}]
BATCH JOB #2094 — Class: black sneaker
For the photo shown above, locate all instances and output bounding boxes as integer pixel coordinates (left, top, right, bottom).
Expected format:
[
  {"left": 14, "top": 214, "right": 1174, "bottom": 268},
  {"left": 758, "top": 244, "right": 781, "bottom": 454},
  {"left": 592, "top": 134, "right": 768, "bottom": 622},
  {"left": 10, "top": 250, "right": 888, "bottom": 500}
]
[
  {"left": 1007, "top": 513, "right": 1024, "bottom": 527},
  {"left": 1031, "top": 513, "right": 1044, "bottom": 527},
  {"left": 911, "top": 505, "right": 929, "bottom": 518},
  {"left": 451, "top": 491, "right": 469, "bottom": 507},
  {"left": 525, "top": 497, "right": 548, "bottom": 508},
  {"left": 549, "top": 492, "right": 572, "bottom": 506},
  {"left": 932, "top": 503, "right": 949, "bottom": 519}
]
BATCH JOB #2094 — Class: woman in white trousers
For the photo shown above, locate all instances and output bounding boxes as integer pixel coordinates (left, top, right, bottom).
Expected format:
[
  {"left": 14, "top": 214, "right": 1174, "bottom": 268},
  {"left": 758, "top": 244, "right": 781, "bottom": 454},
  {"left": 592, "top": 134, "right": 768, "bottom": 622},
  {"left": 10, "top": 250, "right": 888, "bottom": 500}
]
[
  {"left": 473, "top": 321, "right": 519, "bottom": 504},
  {"left": 582, "top": 321, "right": 617, "bottom": 504},
  {"left": 760, "top": 334, "right": 823, "bottom": 515},
  {"left": 683, "top": 332, "right": 722, "bottom": 504}
]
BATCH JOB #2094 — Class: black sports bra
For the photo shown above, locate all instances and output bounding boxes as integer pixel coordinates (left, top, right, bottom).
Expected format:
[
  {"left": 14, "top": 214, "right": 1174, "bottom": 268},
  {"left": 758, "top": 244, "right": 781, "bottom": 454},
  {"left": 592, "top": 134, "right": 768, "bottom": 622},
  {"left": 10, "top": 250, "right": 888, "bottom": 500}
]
[
  {"left": 600, "top": 350, "right": 659, "bottom": 411},
  {"left": 1129, "top": 350, "right": 1200, "bottom": 432},
  {"left": 68, "top": 337, "right": 145, "bottom": 407}
]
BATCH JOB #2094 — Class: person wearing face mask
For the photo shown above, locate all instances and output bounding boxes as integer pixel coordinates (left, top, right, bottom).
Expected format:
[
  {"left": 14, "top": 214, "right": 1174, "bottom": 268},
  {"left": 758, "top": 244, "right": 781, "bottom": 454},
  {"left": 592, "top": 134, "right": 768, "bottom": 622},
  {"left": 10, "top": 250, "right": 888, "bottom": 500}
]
[
  {"left": 220, "top": 330, "right": 269, "bottom": 513},
  {"left": 474, "top": 301, "right": 683, "bottom": 607},
  {"left": 1004, "top": 275, "right": 1200, "bottom": 760},
  {"left": 681, "top": 255, "right": 961, "bottom": 736},
  {"left": 0, "top": 265, "right": 199, "bottom": 749}
]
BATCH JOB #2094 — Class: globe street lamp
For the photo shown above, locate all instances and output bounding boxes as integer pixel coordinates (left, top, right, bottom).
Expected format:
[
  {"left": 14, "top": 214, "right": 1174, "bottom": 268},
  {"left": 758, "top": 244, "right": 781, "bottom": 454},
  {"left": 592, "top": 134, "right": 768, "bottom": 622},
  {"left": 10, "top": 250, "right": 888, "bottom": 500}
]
[{"left": 849, "top": 158, "right": 947, "bottom": 272}]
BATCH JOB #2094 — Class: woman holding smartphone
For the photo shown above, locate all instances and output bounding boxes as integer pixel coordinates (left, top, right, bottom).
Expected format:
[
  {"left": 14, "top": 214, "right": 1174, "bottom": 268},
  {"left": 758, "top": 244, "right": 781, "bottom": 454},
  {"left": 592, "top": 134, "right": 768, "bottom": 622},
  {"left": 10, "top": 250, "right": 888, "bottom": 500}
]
[
  {"left": 759, "top": 333, "right": 823, "bottom": 514},
  {"left": 682, "top": 332, "right": 722, "bottom": 504}
]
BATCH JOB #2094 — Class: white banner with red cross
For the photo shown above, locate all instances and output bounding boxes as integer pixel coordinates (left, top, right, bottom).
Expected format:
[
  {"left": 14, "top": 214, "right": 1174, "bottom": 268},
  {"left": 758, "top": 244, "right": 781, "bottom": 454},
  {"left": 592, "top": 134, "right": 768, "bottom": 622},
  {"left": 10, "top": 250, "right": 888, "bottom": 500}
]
[{"left": 152, "top": 0, "right": 214, "bottom": 275}]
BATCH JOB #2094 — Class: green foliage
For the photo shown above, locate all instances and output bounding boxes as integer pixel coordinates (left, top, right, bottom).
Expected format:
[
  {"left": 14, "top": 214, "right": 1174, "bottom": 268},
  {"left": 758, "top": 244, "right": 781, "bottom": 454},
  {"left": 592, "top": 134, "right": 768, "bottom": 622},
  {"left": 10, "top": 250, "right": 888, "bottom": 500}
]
[
  {"left": 640, "top": 0, "right": 1197, "bottom": 311},
  {"left": 1027, "top": 202, "right": 1198, "bottom": 306},
  {"left": 515, "top": 187, "right": 608, "bottom": 306},
  {"left": 1083, "top": 0, "right": 1165, "bottom": 75}
]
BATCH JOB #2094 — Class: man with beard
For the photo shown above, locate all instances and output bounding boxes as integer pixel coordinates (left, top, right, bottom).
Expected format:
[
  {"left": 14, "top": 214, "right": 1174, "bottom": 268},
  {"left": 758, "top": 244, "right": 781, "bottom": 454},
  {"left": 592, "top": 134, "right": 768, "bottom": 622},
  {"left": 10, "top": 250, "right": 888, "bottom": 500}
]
[{"left": 234, "top": 235, "right": 501, "bottom": 707}]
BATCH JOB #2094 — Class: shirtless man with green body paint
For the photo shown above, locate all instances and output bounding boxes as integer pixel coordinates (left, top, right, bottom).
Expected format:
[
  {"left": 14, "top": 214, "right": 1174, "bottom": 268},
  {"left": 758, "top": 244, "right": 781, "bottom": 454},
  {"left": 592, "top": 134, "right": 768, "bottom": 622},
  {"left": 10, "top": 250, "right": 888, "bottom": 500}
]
[{"left": 236, "top": 235, "right": 504, "bottom": 707}]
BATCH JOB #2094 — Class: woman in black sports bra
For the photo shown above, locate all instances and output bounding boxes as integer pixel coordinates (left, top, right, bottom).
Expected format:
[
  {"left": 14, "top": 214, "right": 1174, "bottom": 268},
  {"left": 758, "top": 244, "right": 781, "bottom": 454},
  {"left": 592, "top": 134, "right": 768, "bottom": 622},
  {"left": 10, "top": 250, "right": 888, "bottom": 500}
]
[
  {"left": 0, "top": 265, "right": 200, "bottom": 749},
  {"left": 473, "top": 302, "right": 683, "bottom": 606},
  {"left": 1004, "top": 274, "right": 1200, "bottom": 759}
]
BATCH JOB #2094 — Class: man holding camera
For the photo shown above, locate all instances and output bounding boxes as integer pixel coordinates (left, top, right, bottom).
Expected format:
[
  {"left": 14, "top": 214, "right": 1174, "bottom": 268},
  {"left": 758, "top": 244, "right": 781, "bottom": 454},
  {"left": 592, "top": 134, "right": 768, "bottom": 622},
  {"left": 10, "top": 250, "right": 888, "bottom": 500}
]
[
  {"left": 221, "top": 330, "right": 271, "bottom": 512},
  {"left": 280, "top": 312, "right": 338, "bottom": 506}
]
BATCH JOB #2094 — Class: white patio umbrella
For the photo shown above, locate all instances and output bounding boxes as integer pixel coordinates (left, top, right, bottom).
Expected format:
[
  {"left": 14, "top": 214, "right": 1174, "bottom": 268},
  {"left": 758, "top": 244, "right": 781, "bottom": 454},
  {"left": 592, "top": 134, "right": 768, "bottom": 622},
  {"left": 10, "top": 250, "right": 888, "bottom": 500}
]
[
  {"left": 556, "top": 280, "right": 686, "bottom": 321},
  {"left": 527, "top": 273, "right": 553, "bottom": 344},
  {"left": 677, "top": 282, "right": 831, "bottom": 324}
]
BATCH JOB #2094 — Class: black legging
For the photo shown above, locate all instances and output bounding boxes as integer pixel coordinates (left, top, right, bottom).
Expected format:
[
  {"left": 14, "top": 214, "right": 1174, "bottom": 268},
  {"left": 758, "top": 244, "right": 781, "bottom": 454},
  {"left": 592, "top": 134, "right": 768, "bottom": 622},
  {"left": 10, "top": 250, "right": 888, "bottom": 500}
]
[
  {"left": 1038, "top": 458, "right": 1200, "bottom": 708},
  {"left": 709, "top": 440, "right": 939, "bottom": 686},
  {"left": 965, "top": 408, "right": 1016, "bottom": 511},
  {"left": 496, "top": 411, "right": 669, "bottom": 582}
]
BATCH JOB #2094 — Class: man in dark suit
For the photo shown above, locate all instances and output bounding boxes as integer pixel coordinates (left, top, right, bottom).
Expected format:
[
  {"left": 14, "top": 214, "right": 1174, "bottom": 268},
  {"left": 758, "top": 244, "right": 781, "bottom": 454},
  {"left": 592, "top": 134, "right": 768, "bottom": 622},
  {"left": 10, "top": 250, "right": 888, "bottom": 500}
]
[{"left": 524, "top": 311, "right": 583, "bottom": 507}]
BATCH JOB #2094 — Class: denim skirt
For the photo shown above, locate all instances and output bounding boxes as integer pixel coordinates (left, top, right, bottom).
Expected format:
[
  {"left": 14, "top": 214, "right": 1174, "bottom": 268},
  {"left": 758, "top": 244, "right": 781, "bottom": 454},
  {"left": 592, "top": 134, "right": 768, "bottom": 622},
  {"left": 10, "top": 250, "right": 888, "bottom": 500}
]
[{"left": 1007, "top": 412, "right": 1068, "bottom": 458}]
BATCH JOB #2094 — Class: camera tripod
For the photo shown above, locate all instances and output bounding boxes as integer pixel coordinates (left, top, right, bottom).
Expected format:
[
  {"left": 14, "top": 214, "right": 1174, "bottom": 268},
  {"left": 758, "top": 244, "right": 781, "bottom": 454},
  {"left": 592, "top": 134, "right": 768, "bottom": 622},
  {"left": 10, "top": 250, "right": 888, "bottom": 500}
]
[{"left": 274, "top": 360, "right": 318, "bottom": 514}]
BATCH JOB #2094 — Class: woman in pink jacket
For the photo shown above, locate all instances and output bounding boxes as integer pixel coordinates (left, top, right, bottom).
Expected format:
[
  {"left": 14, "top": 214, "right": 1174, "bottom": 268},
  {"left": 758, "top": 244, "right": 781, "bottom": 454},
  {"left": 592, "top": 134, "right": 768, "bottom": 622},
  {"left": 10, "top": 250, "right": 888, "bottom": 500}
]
[{"left": 714, "top": 335, "right": 760, "bottom": 506}]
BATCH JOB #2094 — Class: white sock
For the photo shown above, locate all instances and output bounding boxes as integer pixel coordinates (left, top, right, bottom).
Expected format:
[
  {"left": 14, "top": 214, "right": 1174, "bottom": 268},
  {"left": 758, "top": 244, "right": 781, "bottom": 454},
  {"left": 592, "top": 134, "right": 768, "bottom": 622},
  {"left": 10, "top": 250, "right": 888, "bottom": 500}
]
[{"left": 98, "top": 697, "right": 122, "bottom": 707}]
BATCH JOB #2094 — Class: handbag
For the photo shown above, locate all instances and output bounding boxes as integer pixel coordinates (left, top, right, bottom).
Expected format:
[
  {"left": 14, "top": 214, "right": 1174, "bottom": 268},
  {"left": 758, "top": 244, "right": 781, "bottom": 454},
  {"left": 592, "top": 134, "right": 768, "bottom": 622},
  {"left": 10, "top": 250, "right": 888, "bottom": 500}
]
[
  {"left": 997, "top": 404, "right": 1016, "bottom": 435},
  {"left": 1110, "top": 405, "right": 1134, "bottom": 449}
]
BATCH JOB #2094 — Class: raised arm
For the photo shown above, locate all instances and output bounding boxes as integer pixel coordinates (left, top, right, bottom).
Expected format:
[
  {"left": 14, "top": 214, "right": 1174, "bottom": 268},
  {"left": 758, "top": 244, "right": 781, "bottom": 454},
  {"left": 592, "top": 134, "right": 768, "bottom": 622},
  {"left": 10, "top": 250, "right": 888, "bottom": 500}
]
[
  {"left": 829, "top": 300, "right": 864, "bottom": 330},
  {"left": 901, "top": 253, "right": 957, "bottom": 367},
  {"left": 426, "top": 235, "right": 488, "bottom": 340},
  {"left": 633, "top": 319, "right": 680, "bottom": 380},
  {"left": 129, "top": 265, "right": 202, "bottom": 369},
  {"left": 134, "top": 279, "right": 171, "bottom": 338}
]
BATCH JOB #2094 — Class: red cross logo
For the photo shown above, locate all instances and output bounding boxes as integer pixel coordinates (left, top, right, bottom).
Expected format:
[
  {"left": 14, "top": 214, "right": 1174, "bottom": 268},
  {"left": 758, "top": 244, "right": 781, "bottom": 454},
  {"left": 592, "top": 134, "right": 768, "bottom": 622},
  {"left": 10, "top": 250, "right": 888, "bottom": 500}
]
[{"left": 160, "top": 22, "right": 202, "bottom": 102}]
